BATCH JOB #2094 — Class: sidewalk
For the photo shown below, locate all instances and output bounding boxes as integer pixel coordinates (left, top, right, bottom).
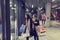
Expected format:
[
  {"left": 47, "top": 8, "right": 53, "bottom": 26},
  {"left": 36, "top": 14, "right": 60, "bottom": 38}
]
[
  {"left": 18, "top": 21, "right": 60, "bottom": 40},
  {"left": 50, "top": 21, "right": 60, "bottom": 27},
  {"left": 18, "top": 27, "right": 60, "bottom": 40},
  {"left": 40, "top": 20, "right": 60, "bottom": 27},
  {"left": 0, "top": 33, "right": 2, "bottom": 40},
  {"left": 10, "top": 20, "right": 60, "bottom": 40}
]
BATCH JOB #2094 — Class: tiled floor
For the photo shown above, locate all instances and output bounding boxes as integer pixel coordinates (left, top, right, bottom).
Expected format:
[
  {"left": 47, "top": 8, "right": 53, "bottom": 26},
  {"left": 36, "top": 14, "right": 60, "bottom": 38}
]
[
  {"left": 18, "top": 27, "right": 60, "bottom": 40},
  {"left": 0, "top": 21, "right": 60, "bottom": 40},
  {"left": 0, "top": 33, "right": 2, "bottom": 40},
  {"left": 40, "top": 27, "right": 60, "bottom": 40}
]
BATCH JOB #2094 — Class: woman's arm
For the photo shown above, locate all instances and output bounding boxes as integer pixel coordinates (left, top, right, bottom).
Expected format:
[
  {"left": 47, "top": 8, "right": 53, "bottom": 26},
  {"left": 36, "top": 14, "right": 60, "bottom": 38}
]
[
  {"left": 28, "top": 19, "right": 30, "bottom": 32},
  {"left": 26, "top": 19, "right": 30, "bottom": 33}
]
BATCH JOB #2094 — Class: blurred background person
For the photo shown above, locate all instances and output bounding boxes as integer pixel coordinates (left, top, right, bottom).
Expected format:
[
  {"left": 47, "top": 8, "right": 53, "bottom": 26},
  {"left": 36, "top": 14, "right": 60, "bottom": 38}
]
[
  {"left": 25, "top": 14, "right": 30, "bottom": 32},
  {"left": 42, "top": 13, "right": 46, "bottom": 25},
  {"left": 53, "top": 11, "right": 58, "bottom": 21}
]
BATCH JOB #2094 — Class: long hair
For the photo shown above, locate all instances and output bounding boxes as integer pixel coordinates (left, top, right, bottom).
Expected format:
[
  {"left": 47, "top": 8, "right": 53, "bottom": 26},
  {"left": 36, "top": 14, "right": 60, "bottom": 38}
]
[
  {"left": 32, "top": 14, "right": 37, "bottom": 18},
  {"left": 25, "top": 14, "right": 31, "bottom": 20}
]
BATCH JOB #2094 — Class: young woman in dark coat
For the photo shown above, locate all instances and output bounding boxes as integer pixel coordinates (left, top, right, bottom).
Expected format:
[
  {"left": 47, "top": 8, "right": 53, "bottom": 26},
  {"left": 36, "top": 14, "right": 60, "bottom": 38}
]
[
  {"left": 32, "top": 14, "right": 39, "bottom": 40},
  {"left": 25, "top": 14, "right": 33, "bottom": 40}
]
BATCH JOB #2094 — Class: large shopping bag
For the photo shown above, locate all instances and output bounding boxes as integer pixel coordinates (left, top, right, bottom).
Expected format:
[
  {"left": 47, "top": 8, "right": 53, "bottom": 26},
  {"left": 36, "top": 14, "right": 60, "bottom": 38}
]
[
  {"left": 36, "top": 25, "right": 46, "bottom": 33},
  {"left": 36, "top": 25, "right": 46, "bottom": 36},
  {"left": 19, "top": 24, "right": 26, "bottom": 33}
]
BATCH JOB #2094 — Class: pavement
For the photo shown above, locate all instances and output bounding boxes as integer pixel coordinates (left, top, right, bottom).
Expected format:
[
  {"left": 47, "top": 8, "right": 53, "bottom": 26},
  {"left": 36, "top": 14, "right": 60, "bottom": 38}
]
[
  {"left": 0, "top": 24, "right": 2, "bottom": 40},
  {"left": 40, "top": 27, "right": 60, "bottom": 40},
  {"left": 0, "top": 20, "right": 60, "bottom": 40},
  {"left": 18, "top": 21, "right": 60, "bottom": 40},
  {"left": 0, "top": 33, "right": 2, "bottom": 40},
  {"left": 18, "top": 27, "right": 60, "bottom": 40}
]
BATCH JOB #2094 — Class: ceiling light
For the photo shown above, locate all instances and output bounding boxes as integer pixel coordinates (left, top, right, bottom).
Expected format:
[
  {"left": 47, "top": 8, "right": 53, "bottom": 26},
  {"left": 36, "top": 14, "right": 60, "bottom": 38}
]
[
  {"left": 32, "top": 5, "right": 34, "bottom": 8},
  {"left": 38, "top": 7, "right": 41, "bottom": 10},
  {"left": 52, "top": 5, "right": 57, "bottom": 8},
  {"left": 26, "top": 8, "right": 29, "bottom": 12},
  {"left": 10, "top": 2, "right": 12, "bottom": 4},
  {"left": 11, "top": 8, "right": 16, "bottom": 10},
  {"left": 41, "top": 7, "right": 42, "bottom": 9},
  {"left": 14, "top": 4, "right": 16, "bottom": 7},
  {"left": 38, "top": 7, "right": 42, "bottom": 10},
  {"left": 10, "top": 5, "right": 12, "bottom": 7},
  {"left": 52, "top": 0, "right": 55, "bottom": 2}
]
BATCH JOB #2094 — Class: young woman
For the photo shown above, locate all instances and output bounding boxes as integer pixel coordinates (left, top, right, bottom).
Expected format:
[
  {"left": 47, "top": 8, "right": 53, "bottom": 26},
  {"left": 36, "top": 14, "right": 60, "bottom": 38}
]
[
  {"left": 42, "top": 13, "right": 46, "bottom": 25},
  {"left": 25, "top": 14, "right": 33, "bottom": 40},
  {"left": 25, "top": 14, "right": 30, "bottom": 32},
  {"left": 32, "top": 14, "right": 39, "bottom": 40}
]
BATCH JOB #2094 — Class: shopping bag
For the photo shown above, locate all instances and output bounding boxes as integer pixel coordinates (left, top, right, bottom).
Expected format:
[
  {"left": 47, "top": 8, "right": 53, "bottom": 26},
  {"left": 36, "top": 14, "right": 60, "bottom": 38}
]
[
  {"left": 19, "top": 24, "right": 26, "bottom": 33},
  {"left": 36, "top": 25, "right": 46, "bottom": 33},
  {"left": 36, "top": 25, "right": 46, "bottom": 36},
  {"left": 37, "top": 32, "right": 46, "bottom": 36}
]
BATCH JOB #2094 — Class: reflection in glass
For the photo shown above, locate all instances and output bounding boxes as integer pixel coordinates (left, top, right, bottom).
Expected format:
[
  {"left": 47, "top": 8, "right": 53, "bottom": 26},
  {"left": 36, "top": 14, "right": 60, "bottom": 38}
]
[
  {"left": 0, "top": 2, "right": 2, "bottom": 40},
  {"left": 10, "top": 0, "right": 16, "bottom": 40}
]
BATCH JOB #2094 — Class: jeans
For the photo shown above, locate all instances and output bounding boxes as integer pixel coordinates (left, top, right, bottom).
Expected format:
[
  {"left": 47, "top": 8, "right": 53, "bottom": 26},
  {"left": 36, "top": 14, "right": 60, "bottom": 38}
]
[
  {"left": 42, "top": 20, "right": 46, "bottom": 24},
  {"left": 34, "top": 36, "right": 39, "bottom": 40}
]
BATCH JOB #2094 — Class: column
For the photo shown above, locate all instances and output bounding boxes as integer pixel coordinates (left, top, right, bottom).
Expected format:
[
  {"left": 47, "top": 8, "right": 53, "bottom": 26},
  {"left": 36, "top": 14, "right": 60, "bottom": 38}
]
[
  {"left": 1, "top": 0, "right": 11, "bottom": 40},
  {"left": 5, "top": 0, "right": 11, "bottom": 40},
  {"left": 1, "top": 0, "right": 6, "bottom": 40},
  {"left": 45, "top": 2, "right": 51, "bottom": 27}
]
